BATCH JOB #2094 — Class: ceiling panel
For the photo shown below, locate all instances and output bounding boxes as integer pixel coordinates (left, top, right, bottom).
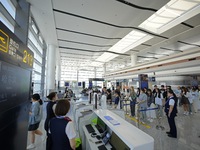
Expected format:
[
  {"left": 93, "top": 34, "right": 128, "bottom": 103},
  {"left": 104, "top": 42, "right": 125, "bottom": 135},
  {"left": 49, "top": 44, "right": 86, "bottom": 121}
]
[
  {"left": 29, "top": 0, "right": 200, "bottom": 75},
  {"left": 184, "top": 13, "right": 200, "bottom": 27},
  {"left": 143, "top": 37, "right": 165, "bottom": 46},
  {"left": 161, "top": 24, "right": 191, "bottom": 38}
]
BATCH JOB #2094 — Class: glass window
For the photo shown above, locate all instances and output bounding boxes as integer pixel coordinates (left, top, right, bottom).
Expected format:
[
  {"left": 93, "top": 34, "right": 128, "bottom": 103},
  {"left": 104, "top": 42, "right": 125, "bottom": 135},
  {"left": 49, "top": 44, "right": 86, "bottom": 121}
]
[
  {"left": 0, "top": 14, "right": 14, "bottom": 32},
  {"left": 1, "top": 0, "right": 16, "bottom": 19},
  {"left": 33, "top": 63, "right": 42, "bottom": 73}
]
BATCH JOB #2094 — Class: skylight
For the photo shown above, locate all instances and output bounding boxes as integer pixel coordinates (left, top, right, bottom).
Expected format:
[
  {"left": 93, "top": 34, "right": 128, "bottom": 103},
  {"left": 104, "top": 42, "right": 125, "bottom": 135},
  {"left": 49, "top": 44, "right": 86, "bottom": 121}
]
[{"left": 139, "top": 0, "right": 200, "bottom": 33}]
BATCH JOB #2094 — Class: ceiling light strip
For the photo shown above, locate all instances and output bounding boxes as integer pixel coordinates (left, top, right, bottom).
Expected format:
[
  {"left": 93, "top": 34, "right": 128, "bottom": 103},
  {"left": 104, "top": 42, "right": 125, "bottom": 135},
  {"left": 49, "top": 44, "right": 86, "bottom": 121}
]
[{"left": 58, "top": 39, "right": 112, "bottom": 47}]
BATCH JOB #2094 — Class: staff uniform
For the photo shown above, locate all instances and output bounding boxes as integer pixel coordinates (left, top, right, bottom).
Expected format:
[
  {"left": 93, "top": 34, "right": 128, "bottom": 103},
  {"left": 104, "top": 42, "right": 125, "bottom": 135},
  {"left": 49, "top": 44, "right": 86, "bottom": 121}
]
[
  {"left": 45, "top": 101, "right": 56, "bottom": 150},
  {"left": 165, "top": 96, "right": 177, "bottom": 138},
  {"left": 49, "top": 116, "right": 76, "bottom": 150}
]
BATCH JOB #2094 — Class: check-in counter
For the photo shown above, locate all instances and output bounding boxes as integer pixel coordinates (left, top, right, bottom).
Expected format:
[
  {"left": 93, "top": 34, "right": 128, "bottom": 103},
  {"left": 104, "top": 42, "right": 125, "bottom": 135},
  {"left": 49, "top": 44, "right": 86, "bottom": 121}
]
[{"left": 83, "top": 109, "right": 154, "bottom": 150}]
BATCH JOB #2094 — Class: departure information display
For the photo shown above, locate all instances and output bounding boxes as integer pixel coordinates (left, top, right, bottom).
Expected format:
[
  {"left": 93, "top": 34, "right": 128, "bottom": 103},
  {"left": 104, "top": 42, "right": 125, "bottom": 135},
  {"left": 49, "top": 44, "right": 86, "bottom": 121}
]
[
  {"left": 0, "top": 21, "right": 33, "bottom": 150},
  {"left": 0, "top": 21, "right": 34, "bottom": 68}
]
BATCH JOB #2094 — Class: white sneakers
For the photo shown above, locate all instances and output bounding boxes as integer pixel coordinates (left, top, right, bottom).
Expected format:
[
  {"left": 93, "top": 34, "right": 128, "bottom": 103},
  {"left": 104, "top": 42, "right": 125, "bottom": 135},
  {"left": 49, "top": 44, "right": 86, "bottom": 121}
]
[
  {"left": 183, "top": 111, "right": 189, "bottom": 115},
  {"left": 27, "top": 143, "right": 35, "bottom": 149},
  {"left": 27, "top": 135, "right": 46, "bottom": 149}
]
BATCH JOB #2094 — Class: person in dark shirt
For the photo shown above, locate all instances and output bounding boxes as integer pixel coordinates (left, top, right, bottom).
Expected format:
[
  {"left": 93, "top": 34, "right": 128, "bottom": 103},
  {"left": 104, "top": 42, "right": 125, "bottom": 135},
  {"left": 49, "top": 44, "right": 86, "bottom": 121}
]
[
  {"left": 107, "top": 89, "right": 112, "bottom": 105},
  {"left": 165, "top": 89, "right": 178, "bottom": 138},
  {"left": 44, "top": 92, "right": 57, "bottom": 150},
  {"left": 136, "top": 88, "right": 140, "bottom": 97},
  {"left": 147, "top": 89, "right": 154, "bottom": 107},
  {"left": 114, "top": 90, "right": 120, "bottom": 109},
  {"left": 152, "top": 85, "right": 158, "bottom": 94},
  {"left": 49, "top": 100, "right": 76, "bottom": 150}
]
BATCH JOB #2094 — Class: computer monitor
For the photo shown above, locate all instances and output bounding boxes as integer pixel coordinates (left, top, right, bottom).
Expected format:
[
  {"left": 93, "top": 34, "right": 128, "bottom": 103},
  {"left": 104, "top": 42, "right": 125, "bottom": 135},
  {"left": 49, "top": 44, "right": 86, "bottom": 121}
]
[
  {"left": 110, "top": 132, "right": 130, "bottom": 150},
  {"left": 96, "top": 117, "right": 106, "bottom": 133},
  {"left": 102, "top": 132, "right": 111, "bottom": 145}
]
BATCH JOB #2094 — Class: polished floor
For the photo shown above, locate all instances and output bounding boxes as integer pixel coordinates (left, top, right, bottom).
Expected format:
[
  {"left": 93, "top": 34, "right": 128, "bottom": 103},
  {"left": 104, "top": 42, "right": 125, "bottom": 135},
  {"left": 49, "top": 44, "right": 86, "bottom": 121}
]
[{"left": 27, "top": 92, "right": 200, "bottom": 150}]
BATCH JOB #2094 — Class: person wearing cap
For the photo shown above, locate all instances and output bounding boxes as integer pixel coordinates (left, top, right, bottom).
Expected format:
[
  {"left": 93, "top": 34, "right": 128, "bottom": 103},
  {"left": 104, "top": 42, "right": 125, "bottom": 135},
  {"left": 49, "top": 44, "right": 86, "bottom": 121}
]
[
  {"left": 27, "top": 94, "right": 44, "bottom": 149},
  {"left": 44, "top": 92, "right": 58, "bottom": 150},
  {"left": 165, "top": 89, "right": 178, "bottom": 138}
]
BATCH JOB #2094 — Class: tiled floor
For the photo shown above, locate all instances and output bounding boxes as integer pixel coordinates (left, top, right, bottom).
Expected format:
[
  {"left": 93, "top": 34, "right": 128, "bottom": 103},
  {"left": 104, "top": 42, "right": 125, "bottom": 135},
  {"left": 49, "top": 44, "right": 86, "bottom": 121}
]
[
  {"left": 125, "top": 107, "right": 200, "bottom": 150},
  {"left": 27, "top": 92, "right": 200, "bottom": 150}
]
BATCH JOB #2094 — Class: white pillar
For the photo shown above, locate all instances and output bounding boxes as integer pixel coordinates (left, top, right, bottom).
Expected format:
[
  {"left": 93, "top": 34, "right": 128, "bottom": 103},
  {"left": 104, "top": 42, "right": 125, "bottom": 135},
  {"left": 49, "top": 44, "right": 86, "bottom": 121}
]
[
  {"left": 131, "top": 53, "right": 137, "bottom": 66},
  {"left": 47, "top": 44, "right": 56, "bottom": 93},
  {"left": 103, "top": 63, "right": 106, "bottom": 74},
  {"left": 77, "top": 69, "right": 79, "bottom": 83},
  {"left": 94, "top": 67, "right": 97, "bottom": 86},
  {"left": 56, "top": 48, "right": 61, "bottom": 89}
]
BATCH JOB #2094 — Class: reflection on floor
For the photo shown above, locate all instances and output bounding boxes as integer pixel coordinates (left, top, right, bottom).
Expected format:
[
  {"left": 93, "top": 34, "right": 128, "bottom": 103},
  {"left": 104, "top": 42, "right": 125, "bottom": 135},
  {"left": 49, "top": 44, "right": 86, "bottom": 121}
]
[{"left": 27, "top": 96, "right": 200, "bottom": 150}]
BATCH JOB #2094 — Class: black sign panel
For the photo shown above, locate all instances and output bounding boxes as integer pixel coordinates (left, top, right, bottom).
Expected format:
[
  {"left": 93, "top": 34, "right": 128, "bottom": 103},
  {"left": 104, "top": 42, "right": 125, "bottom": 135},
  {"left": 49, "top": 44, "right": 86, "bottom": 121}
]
[
  {"left": 0, "top": 21, "right": 33, "bottom": 69},
  {"left": 0, "top": 21, "right": 33, "bottom": 150}
]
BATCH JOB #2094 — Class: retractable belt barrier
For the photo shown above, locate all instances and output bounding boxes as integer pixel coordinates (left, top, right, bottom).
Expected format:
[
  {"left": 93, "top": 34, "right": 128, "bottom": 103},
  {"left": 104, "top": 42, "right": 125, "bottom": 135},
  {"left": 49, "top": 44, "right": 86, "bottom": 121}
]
[
  {"left": 139, "top": 107, "right": 159, "bottom": 112},
  {"left": 122, "top": 101, "right": 159, "bottom": 112}
]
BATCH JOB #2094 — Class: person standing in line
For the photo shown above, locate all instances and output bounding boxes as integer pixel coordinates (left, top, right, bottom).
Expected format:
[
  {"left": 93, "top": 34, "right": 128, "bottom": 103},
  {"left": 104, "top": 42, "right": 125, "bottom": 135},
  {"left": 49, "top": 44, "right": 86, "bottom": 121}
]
[
  {"left": 165, "top": 89, "right": 178, "bottom": 138},
  {"left": 175, "top": 86, "right": 182, "bottom": 106},
  {"left": 44, "top": 92, "right": 57, "bottom": 150},
  {"left": 181, "top": 87, "right": 190, "bottom": 115},
  {"left": 152, "top": 85, "right": 158, "bottom": 95},
  {"left": 154, "top": 88, "right": 164, "bottom": 118},
  {"left": 147, "top": 89, "right": 156, "bottom": 122},
  {"left": 187, "top": 87, "right": 194, "bottom": 115},
  {"left": 129, "top": 86, "right": 137, "bottom": 117},
  {"left": 137, "top": 88, "right": 148, "bottom": 123},
  {"left": 27, "top": 94, "right": 44, "bottom": 149},
  {"left": 113, "top": 90, "right": 120, "bottom": 109},
  {"left": 107, "top": 89, "right": 112, "bottom": 105},
  {"left": 147, "top": 89, "right": 154, "bottom": 108},
  {"left": 49, "top": 100, "right": 76, "bottom": 150},
  {"left": 192, "top": 87, "right": 199, "bottom": 113},
  {"left": 136, "top": 88, "right": 140, "bottom": 98}
]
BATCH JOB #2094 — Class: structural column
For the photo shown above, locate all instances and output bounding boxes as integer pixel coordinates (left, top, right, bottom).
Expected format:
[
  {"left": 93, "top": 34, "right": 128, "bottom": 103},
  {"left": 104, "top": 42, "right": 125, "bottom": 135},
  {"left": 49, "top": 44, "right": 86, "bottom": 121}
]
[
  {"left": 103, "top": 63, "right": 106, "bottom": 74},
  {"left": 131, "top": 52, "right": 137, "bottom": 66},
  {"left": 56, "top": 48, "right": 61, "bottom": 90},
  {"left": 46, "top": 44, "right": 56, "bottom": 94},
  {"left": 94, "top": 67, "right": 97, "bottom": 86},
  {"left": 77, "top": 69, "right": 79, "bottom": 83}
]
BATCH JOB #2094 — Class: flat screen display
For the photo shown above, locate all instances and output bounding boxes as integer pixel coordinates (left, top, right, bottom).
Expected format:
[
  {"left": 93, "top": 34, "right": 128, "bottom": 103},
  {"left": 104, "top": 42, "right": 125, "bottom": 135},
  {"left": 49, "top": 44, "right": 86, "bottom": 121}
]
[{"left": 97, "top": 117, "right": 106, "bottom": 132}]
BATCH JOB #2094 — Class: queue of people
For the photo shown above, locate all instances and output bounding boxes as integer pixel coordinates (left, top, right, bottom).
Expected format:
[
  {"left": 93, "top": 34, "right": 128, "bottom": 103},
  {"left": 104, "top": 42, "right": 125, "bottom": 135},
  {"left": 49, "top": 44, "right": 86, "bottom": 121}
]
[{"left": 103, "top": 84, "right": 199, "bottom": 139}]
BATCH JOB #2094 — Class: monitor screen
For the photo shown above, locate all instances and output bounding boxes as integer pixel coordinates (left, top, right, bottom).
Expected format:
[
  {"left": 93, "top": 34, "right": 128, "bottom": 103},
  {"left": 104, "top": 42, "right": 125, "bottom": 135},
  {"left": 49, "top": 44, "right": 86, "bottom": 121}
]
[
  {"left": 102, "top": 132, "right": 111, "bottom": 145},
  {"left": 78, "top": 82, "right": 81, "bottom": 86},
  {"left": 97, "top": 117, "right": 106, "bottom": 132},
  {"left": 110, "top": 132, "right": 130, "bottom": 150},
  {"left": 65, "top": 82, "right": 69, "bottom": 86}
]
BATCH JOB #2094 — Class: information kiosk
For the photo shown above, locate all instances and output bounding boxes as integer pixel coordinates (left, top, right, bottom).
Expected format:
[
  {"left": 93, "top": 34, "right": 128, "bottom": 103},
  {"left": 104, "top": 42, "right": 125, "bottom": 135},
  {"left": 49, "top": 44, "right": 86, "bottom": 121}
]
[{"left": 0, "top": 21, "right": 34, "bottom": 150}]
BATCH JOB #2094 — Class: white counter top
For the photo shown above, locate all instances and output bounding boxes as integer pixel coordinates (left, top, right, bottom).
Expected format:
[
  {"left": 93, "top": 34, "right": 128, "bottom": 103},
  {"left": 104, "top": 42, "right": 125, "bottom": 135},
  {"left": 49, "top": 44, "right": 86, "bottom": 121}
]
[{"left": 94, "top": 109, "right": 154, "bottom": 150}]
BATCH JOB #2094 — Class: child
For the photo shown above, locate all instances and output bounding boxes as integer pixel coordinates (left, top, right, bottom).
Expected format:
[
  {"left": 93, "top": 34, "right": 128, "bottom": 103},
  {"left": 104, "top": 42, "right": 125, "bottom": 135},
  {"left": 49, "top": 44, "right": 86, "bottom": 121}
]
[{"left": 27, "top": 94, "right": 44, "bottom": 149}]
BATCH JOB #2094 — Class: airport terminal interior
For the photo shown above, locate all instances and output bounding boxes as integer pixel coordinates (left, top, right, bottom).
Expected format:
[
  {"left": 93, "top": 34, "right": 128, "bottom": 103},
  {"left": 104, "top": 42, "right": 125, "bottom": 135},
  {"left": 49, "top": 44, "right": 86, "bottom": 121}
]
[{"left": 0, "top": 0, "right": 200, "bottom": 150}]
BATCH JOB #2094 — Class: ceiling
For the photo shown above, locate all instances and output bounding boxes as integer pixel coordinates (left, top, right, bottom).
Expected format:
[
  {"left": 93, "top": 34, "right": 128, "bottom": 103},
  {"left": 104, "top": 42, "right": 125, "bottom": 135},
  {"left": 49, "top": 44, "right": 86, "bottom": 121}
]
[{"left": 28, "top": 0, "right": 200, "bottom": 74}]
